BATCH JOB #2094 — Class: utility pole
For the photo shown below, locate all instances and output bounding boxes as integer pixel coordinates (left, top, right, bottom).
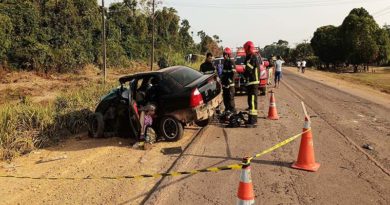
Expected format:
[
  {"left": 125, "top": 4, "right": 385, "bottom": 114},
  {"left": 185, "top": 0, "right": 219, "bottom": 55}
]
[
  {"left": 102, "top": 0, "right": 107, "bottom": 84},
  {"left": 150, "top": 0, "right": 155, "bottom": 71}
]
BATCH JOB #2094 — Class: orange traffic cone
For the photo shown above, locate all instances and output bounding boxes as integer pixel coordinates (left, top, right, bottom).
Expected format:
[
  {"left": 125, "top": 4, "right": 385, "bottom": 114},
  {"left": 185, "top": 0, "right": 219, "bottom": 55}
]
[
  {"left": 291, "top": 116, "right": 320, "bottom": 172},
  {"left": 267, "top": 91, "right": 279, "bottom": 120},
  {"left": 237, "top": 157, "right": 255, "bottom": 205}
]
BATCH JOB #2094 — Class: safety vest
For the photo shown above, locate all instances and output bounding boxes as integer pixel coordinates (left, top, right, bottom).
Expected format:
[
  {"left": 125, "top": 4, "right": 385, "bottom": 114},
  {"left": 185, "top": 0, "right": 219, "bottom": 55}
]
[{"left": 244, "top": 55, "right": 260, "bottom": 86}]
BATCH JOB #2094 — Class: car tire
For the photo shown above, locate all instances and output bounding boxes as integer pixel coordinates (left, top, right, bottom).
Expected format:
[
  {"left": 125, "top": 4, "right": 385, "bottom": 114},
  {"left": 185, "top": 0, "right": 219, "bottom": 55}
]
[
  {"left": 195, "top": 118, "right": 211, "bottom": 127},
  {"left": 159, "top": 116, "right": 183, "bottom": 142},
  {"left": 88, "top": 112, "right": 104, "bottom": 138}
]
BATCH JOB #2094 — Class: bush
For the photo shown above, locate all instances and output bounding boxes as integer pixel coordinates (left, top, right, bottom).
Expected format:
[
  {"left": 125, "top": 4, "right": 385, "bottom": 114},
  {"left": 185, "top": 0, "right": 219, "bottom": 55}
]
[{"left": 0, "top": 83, "right": 115, "bottom": 160}]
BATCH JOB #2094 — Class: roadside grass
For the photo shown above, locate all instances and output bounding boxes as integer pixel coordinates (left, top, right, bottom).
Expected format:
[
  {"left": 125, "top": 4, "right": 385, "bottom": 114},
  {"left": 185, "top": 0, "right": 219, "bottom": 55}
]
[
  {"left": 0, "top": 82, "right": 116, "bottom": 161},
  {"left": 311, "top": 67, "right": 390, "bottom": 94}
]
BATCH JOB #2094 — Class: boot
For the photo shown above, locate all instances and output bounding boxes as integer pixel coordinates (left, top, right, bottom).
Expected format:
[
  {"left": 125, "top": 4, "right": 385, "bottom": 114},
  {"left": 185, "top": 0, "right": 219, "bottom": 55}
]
[{"left": 245, "top": 115, "right": 257, "bottom": 128}]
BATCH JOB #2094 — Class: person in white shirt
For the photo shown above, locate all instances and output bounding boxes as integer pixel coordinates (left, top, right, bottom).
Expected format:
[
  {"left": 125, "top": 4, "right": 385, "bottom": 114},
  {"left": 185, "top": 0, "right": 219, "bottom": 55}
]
[
  {"left": 297, "top": 60, "right": 301, "bottom": 72},
  {"left": 301, "top": 60, "right": 307, "bottom": 73},
  {"left": 274, "top": 55, "right": 285, "bottom": 88}
]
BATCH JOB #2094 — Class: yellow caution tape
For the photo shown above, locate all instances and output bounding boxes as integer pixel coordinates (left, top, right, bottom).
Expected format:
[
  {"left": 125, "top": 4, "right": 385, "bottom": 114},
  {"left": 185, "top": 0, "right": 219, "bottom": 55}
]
[
  {"left": 0, "top": 129, "right": 310, "bottom": 180},
  {"left": 247, "top": 129, "right": 310, "bottom": 163}
]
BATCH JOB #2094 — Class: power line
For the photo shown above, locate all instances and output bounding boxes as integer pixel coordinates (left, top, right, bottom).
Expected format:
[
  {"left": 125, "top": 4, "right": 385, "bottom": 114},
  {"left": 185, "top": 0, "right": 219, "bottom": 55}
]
[{"left": 165, "top": 0, "right": 388, "bottom": 10}]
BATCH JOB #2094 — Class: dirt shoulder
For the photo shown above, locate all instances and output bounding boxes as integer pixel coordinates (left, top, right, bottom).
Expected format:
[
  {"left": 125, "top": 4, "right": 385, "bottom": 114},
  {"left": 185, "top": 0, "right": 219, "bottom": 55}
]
[
  {"left": 284, "top": 67, "right": 390, "bottom": 109},
  {"left": 0, "top": 128, "right": 200, "bottom": 205}
]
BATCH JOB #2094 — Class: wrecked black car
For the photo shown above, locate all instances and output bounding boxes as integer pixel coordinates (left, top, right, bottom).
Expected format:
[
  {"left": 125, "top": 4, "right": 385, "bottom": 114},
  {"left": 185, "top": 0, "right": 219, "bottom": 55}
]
[{"left": 88, "top": 66, "right": 222, "bottom": 141}]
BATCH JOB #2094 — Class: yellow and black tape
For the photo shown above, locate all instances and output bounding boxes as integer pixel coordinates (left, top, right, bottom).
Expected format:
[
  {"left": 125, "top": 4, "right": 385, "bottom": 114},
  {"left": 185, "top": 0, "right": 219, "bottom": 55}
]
[
  {"left": 248, "top": 129, "right": 310, "bottom": 163},
  {"left": 0, "top": 164, "right": 242, "bottom": 180},
  {"left": 0, "top": 129, "right": 310, "bottom": 180}
]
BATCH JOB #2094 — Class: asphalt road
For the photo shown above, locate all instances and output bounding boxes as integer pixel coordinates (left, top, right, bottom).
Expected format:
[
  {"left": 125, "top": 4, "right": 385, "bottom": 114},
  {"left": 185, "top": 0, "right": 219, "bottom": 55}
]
[{"left": 144, "top": 69, "right": 390, "bottom": 205}]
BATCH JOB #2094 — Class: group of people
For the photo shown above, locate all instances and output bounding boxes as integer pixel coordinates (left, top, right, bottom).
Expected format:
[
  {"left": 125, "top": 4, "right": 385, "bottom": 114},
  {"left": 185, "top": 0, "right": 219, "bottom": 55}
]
[
  {"left": 296, "top": 60, "right": 307, "bottom": 73},
  {"left": 199, "top": 41, "right": 286, "bottom": 127}
]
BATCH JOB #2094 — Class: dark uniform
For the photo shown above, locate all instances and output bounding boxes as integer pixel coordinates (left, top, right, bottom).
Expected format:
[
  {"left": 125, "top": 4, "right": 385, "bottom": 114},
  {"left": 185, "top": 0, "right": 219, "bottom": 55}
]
[
  {"left": 221, "top": 58, "right": 236, "bottom": 112},
  {"left": 244, "top": 54, "right": 260, "bottom": 125},
  {"left": 200, "top": 61, "right": 216, "bottom": 74}
]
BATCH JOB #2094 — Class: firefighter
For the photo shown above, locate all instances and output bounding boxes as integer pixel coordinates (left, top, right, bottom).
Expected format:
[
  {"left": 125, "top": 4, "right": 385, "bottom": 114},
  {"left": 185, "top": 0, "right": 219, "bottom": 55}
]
[
  {"left": 243, "top": 41, "right": 260, "bottom": 128},
  {"left": 221, "top": 47, "right": 236, "bottom": 113}
]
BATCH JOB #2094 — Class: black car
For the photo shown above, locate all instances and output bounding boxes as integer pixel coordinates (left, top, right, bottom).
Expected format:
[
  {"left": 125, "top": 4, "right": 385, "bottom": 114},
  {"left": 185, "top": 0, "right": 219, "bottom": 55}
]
[{"left": 88, "top": 66, "right": 222, "bottom": 141}]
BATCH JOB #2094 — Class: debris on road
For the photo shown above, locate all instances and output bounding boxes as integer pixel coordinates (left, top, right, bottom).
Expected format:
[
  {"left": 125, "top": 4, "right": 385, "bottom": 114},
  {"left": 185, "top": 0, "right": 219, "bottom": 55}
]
[
  {"left": 362, "top": 144, "right": 374, "bottom": 151},
  {"left": 35, "top": 155, "right": 67, "bottom": 164}
]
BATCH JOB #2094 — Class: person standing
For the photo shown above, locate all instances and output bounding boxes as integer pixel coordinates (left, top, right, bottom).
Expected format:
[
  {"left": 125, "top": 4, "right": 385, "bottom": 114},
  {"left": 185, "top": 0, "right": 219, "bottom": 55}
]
[
  {"left": 221, "top": 47, "right": 236, "bottom": 113},
  {"left": 243, "top": 41, "right": 260, "bottom": 128},
  {"left": 274, "top": 55, "right": 285, "bottom": 88},
  {"left": 200, "top": 52, "right": 216, "bottom": 74},
  {"left": 297, "top": 60, "right": 301, "bottom": 72},
  {"left": 301, "top": 60, "right": 307, "bottom": 73}
]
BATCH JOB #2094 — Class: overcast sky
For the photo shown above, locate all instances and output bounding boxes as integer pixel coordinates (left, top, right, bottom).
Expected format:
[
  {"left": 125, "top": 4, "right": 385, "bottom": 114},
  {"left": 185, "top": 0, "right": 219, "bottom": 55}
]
[{"left": 102, "top": 0, "right": 390, "bottom": 48}]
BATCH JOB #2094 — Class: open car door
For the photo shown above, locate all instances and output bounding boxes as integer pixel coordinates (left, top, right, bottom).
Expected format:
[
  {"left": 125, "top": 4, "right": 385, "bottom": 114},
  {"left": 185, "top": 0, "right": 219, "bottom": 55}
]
[{"left": 126, "top": 79, "right": 141, "bottom": 138}]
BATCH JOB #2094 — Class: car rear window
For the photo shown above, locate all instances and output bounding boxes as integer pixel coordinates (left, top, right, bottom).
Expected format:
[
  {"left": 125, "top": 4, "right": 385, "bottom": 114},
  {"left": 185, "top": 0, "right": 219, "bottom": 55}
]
[
  {"left": 168, "top": 67, "right": 203, "bottom": 86},
  {"left": 235, "top": 56, "right": 245, "bottom": 65}
]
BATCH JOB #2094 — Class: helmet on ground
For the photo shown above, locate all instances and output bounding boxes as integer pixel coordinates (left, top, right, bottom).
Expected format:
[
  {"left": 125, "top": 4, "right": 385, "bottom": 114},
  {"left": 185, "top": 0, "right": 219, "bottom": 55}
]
[
  {"left": 243, "top": 41, "right": 255, "bottom": 54},
  {"left": 223, "top": 47, "right": 232, "bottom": 57}
]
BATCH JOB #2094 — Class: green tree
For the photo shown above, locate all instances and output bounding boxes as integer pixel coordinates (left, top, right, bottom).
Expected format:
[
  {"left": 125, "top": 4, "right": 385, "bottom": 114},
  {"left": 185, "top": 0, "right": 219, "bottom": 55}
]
[
  {"left": 375, "top": 27, "right": 390, "bottom": 65},
  {"left": 0, "top": 13, "right": 13, "bottom": 66},
  {"left": 179, "top": 19, "right": 195, "bottom": 53},
  {"left": 262, "top": 40, "right": 290, "bottom": 59},
  {"left": 340, "top": 8, "right": 380, "bottom": 70},
  {"left": 197, "top": 30, "right": 221, "bottom": 56},
  {"left": 311, "top": 25, "right": 344, "bottom": 68}
]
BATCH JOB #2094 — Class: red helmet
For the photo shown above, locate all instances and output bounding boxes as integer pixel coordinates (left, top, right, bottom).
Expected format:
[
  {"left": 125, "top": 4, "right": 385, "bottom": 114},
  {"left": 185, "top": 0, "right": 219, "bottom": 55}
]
[
  {"left": 223, "top": 47, "right": 232, "bottom": 56},
  {"left": 243, "top": 41, "right": 255, "bottom": 54}
]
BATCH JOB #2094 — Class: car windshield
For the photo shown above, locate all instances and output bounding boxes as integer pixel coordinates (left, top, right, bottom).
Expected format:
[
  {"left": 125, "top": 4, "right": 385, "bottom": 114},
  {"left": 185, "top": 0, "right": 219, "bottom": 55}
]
[
  {"left": 168, "top": 67, "right": 203, "bottom": 86},
  {"left": 235, "top": 56, "right": 245, "bottom": 65}
]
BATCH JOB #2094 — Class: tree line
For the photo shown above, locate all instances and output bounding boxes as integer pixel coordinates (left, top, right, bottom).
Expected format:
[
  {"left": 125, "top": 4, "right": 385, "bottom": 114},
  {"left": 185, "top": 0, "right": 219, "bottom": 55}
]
[
  {"left": 0, "top": 0, "right": 221, "bottom": 72},
  {"left": 261, "top": 8, "right": 390, "bottom": 71},
  {"left": 311, "top": 8, "right": 390, "bottom": 71}
]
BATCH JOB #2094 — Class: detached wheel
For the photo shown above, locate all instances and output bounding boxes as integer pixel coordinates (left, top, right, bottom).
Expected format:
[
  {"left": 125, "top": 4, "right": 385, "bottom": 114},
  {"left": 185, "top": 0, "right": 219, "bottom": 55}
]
[
  {"left": 88, "top": 112, "right": 104, "bottom": 138},
  {"left": 195, "top": 118, "right": 211, "bottom": 127},
  {"left": 159, "top": 116, "right": 183, "bottom": 142}
]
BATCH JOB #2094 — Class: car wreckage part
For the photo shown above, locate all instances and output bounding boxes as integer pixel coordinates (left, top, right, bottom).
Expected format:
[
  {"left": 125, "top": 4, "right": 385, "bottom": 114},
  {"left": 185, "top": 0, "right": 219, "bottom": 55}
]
[{"left": 88, "top": 112, "right": 105, "bottom": 138}]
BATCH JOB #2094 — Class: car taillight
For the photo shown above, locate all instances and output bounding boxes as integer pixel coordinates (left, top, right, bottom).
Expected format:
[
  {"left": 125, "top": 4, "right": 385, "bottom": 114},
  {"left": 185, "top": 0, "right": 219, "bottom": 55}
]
[{"left": 190, "top": 88, "right": 204, "bottom": 107}]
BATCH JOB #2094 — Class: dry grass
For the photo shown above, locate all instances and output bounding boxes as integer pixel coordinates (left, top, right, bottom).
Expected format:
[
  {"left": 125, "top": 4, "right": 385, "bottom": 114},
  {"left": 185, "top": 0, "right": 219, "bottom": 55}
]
[
  {"left": 0, "top": 83, "right": 115, "bottom": 160},
  {"left": 318, "top": 67, "right": 390, "bottom": 94},
  {"left": 0, "top": 62, "right": 149, "bottom": 161}
]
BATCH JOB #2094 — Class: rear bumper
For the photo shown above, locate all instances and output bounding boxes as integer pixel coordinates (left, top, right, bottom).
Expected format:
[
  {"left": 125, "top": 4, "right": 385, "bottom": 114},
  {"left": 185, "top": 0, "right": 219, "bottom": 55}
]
[
  {"left": 193, "top": 93, "right": 222, "bottom": 121},
  {"left": 168, "top": 93, "right": 222, "bottom": 123}
]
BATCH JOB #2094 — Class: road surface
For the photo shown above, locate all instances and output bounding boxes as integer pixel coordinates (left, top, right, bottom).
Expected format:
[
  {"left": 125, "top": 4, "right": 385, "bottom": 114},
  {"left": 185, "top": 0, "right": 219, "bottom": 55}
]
[{"left": 144, "top": 68, "right": 390, "bottom": 205}]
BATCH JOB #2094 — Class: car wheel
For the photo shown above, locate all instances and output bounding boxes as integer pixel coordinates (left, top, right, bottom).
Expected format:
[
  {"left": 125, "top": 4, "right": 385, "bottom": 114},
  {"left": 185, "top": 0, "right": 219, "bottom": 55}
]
[
  {"left": 195, "top": 118, "right": 211, "bottom": 127},
  {"left": 159, "top": 116, "right": 183, "bottom": 142},
  {"left": 88, "top": 112, "right": 104, "bottom": 138}
]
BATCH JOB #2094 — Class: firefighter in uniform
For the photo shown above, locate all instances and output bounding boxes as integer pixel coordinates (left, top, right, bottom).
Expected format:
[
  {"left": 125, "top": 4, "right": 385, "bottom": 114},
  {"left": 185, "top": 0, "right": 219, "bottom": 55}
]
[
  {"left": 243, "top": 41, "right": 260, "bottom": 127},
  {"left": 221, "top": 47, "right": 236, "bottom": 113}
]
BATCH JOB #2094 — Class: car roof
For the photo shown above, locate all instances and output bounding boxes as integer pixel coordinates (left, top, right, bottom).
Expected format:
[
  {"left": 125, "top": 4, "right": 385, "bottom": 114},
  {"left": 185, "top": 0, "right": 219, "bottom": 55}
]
[{"left": 119, "top": 66, "right": 190, "bottom": 83}]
